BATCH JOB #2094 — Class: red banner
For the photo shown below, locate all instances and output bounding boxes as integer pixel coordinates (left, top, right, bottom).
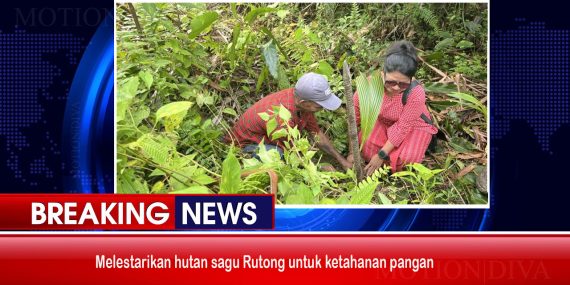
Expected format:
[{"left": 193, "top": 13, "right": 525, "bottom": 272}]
[
  {"left": 0, "top": 234, "right": 569, "bottom": 284},
  {"left": 0, "top": 194, "right": 176, "bottom": 230},
  {"left": 0, "top": 194, "right": 274, "bottom": 230}
]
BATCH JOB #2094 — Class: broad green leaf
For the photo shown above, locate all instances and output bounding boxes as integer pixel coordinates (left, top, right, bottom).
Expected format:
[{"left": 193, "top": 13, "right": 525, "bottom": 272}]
[
  {"left": 262, "top": 40, "right": 279, "bottom": 79},
  {"left": 262, "top": 27, "right": 288, "bottom": 61},
  {"left": 423, "top": 51, "right": 444, "bottom": 61},
  {"left": 285, "top": 184, "right": 313, "bottom": 204},
  {"left": 180, "top": 90, "right": 194, "bottom": 99},
  {"left": 423, "top": 82, "right": 458, "bottom": 94},
  {"left": 156, "top": 101, "right": 193, "bottom": 131},
  {"left": 156, "top": 101, "right": 193, "bottom": 120},
  {"left": 258, "top": 112, "right": 270, "bottom": 121},
  {"left": 220, "top": 148, "right": 241, "bottom": 194},
  {"left": 456, "top": 40, "right": 474, "bottom": 49},
  {"left": 149, "top": 168, "right": 166, "bottom": 177},
  {"left": 117, "top": 170, "right": 149, "bottom": 194},
  {"left": 222, "top": 108, "right": 238, "bottom": 117},
  {"left": 447, "top": 92, "right": 487, "bottom": 117},
  {"left": 435, "top": 38, "right": 454, "bottom": 51},
  {"left": 449, "top": 137, "right": 477, "bottom": 153},
  {"left": 277, "top": 180, "right": 292, "bottom": 196},
  {"left": 392, "top": 171, "right": 416, "bottom": 178},
  {"left": 116, "top": 101, "right": 129, "bottom": 123},
  {"left": 435, "top": 31, "right": 453, "bottom": 38},
  {"left": 336, "top": 195, "right": 350, "bottom": 205},
  {"left": 410, "top": 163, "right": 441, "bottom": 181},
  {"left": 177, "top": 166, "right": 197, "bottom": 179},
  {"left": 189, "top": 12, "right": 219, "bottom": 39},
  {"left": 316, "top": 60, "right": 334, "bottom": 77},
  {"left": 131, "top": 106, "right": 150, "bottom": 126},
  {"left": 151, "top": 181, "right": 164, "bottom": 193},
  {"left": 119, "top": 76, "right": 139, "bottom": 100},
  {"left": 465, "top": 19, "right": 482, "bottom": 33},
  {"left": 410, "top": 163, "right": 431, "bottom": 175},
  {"left": 256, "top": 66, "right": 268, "bottom": 92},
  {"left": 271, "top": 129, "right": 288, "bottom": 140},
  {"left": 428, "top": 100, "right": 458, "bottom": 111},
  {"left": 196, "top": 92, "right": 214, "bottom": 107},
  {"left": 320, "top": 198, "right": 336, "bottom": 205},
  {"left": 277, "top": 65, "right": 290, "bottom": 89},
  {"left": 266, "top": 118, "right": 277, "bottom": 137},
  {"left": 278, "top": 105, "right": 291, "bottom": 122},
  {"left": 424, "top": 192, "right": 436, "bottom": 204},
  {"left": 245, "top": 7, "right": 276, "bottom": 24},
  {"left": 193, "top": 173, "right": 216, "bottom": 185},
  {"left": 153, "top": 59, "right": 171, "bottom": 68},
  {"left": 288, "top": 126, "right": 300, "bottom": 140},
  {"left": 301, "top": 49, "right": 313, "bottom": 63},
  {"left": 378, "top": 193, "right": 392, "bottom": 205},
  {"left": 356, "top": 71, "right": 384, "bottom": 149},
  {"left": 139, "top": 70, "right": 153, "bottom": 89},
  {"left": 276, "top": 10, "right": 289, "bottom": 19},
  {"left": 170, "top": 185, "right": 211, "bottom": 194}
]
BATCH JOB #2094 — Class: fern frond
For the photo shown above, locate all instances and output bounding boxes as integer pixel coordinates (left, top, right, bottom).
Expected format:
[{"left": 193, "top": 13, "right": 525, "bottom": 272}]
[
  {"left": 137, "top": 135, "right": 171, "bottom": 166},
  {"left": 350, "top": 3, "right": 360, "bottom": 24},
  {"left": 416, "top": 5, "right": 439, "bottom": 31}
]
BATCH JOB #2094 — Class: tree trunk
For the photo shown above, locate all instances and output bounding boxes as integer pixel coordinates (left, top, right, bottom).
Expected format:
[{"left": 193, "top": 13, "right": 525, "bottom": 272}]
[
  {"left": 127, "top": 3, "right": 143, "bottom": 35},
  {"left": 343, "top": 61, "right": 364, "bottom": 181}
]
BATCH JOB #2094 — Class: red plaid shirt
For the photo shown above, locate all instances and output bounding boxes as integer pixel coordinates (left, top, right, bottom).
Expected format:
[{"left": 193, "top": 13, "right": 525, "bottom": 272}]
[
  {"left": 354, "top": 84, "right": 437, "bottom": 159},
  {"left": 228, "top": 88, "right": 320, "bottom": 148}
]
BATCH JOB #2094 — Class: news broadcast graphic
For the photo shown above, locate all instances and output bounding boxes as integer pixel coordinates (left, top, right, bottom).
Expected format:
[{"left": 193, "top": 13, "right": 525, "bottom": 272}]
[
  {"left": 115, "top": 2, "right": 489, "bottom": 207},
  {"left": 1, "top": 1, "right": 114, "bottom": 194},
  {"left": 2, "top": 234, "right": 570, "bottom": 285},
  {"left": 0, "top": 194, "right": 274, "bottom": 230},
  {"left": 1, "top": 0, "right": 570, "bottom": 284}
]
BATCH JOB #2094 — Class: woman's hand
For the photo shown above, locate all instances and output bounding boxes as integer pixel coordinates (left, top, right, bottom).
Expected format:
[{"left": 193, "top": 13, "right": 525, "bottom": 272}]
[
  {"left": 364, "top": 154, "right": 385, "bottom": 176},
  {"left": 346, "top": 153, "right": 354, "bottom": 165}
]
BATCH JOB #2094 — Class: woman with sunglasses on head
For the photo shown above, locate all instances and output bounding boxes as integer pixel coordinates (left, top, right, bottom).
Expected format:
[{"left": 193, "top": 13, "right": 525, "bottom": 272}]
[{"left": 348, "top": 40, "right": 438, "bottom": 176}]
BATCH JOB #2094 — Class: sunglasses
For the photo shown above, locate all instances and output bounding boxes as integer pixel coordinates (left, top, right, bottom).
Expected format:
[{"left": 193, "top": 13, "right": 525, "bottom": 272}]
[{"left": 384, "top": 80, "right": 411, "bottom": 90}]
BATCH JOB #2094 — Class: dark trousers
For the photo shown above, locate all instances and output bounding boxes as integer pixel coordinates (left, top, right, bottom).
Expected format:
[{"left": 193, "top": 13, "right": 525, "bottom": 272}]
[{"left": 242, "top": 144, "right": 284, "bottom": 160}]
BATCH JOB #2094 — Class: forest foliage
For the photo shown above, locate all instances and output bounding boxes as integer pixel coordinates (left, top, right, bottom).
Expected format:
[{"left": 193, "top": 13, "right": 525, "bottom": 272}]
[{"left": 116, "top": 3, "right": 488, "bottom": 205}]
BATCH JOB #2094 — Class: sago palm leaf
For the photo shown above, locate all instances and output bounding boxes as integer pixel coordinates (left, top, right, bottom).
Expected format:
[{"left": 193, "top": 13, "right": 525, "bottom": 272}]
[{"left": 356, "top": 71, "right": 384, "bottom": 149}]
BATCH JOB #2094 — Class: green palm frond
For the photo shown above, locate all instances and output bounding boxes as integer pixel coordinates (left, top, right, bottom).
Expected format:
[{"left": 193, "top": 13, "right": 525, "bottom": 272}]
[{"left": 355, "top": 71, "right": 384, "bottom": 149}]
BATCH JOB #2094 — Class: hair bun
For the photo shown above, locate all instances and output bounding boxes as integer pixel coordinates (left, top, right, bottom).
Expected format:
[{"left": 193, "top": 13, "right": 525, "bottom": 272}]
[{"left": 383, "top": 40, "right": 419, "bottom": 78}]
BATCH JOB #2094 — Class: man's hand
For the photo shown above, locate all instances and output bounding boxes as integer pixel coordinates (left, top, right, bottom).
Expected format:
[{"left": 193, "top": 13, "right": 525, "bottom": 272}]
[
  {"left": 340, "top": 159, "right": 353, "bottom": 171},
  {"left": 319, "top": 164, "right": 337, "bottom": 172},
  {"left": 315, "top": 130, "right": 353, "bottom": 171},
  {"left": 364, "top": 154, "right": 385, "bottom": 176}
]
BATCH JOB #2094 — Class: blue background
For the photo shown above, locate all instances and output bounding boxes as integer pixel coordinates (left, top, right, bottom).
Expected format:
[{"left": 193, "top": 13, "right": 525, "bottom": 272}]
[{"left": 1, "top": 1, "right": 568, "bottom": 231}]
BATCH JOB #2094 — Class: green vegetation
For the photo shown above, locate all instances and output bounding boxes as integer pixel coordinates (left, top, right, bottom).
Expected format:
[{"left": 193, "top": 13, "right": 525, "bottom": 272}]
[{"left": 116, "top": 3, "right": 488, "bottom": 205}]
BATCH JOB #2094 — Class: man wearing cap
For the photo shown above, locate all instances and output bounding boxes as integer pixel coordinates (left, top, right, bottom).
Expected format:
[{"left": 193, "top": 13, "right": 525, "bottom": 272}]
[{"left": 227, "top": 73, "right": 352, "bottom": 170}]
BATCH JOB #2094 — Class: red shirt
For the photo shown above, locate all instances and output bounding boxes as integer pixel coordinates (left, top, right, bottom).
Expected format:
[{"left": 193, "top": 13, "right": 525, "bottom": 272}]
[
  {"left": 228, "top": 88, "right": 320, "bottom": 148},
  {"left": 354, "top": 84, "right": 437, "bottom": 153}
]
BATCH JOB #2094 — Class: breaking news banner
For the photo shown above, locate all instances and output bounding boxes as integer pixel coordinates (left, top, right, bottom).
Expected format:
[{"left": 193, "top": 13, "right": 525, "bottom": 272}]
[
  {"left": 0, "top": 195, "right": 274, "bottom": 230},
  {"left": 1, "top": 0, "right": 570, "bottom": 284}
]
